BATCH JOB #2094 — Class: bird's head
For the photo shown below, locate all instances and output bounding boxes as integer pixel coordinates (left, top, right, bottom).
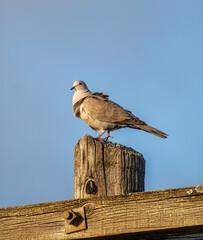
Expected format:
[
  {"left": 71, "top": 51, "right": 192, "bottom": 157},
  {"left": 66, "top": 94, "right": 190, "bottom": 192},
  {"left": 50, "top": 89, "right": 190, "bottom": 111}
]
[
  {"left": 71, "top": 80, "right": 89, "bottom": 92},
  {"left": 71, "top": 80, "right": 91, "bottom": 105}
]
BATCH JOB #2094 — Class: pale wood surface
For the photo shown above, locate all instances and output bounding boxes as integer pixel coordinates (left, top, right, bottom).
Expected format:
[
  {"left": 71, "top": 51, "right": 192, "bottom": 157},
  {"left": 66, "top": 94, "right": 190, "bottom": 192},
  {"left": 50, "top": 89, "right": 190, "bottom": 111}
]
[
  {"left": 0, "top": 186, "right": 203, "bottom": 240},
  {"left": 74, "top": 135, "right": 145, "bottom": 199}
]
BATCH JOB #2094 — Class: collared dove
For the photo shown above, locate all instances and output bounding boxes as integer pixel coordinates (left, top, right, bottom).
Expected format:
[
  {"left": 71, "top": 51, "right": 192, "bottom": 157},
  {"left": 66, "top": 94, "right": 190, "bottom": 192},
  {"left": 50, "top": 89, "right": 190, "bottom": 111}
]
[{"left": 71, "top": 80, "right": 168, "bottom": 140}]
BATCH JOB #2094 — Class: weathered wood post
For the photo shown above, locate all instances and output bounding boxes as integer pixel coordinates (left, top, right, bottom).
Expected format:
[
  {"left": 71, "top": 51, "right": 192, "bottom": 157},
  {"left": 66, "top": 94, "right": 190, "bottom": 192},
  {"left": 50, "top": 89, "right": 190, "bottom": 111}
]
[{"left": 74, "top": 135, "right": 145, "bottom": 199}]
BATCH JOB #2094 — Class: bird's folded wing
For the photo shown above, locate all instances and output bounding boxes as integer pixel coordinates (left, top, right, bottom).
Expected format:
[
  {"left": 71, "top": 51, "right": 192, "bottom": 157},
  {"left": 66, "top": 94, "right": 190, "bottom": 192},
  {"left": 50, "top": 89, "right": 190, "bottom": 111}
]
[{"left": 82, "top": 93, "right": 146, "bottom": 125}]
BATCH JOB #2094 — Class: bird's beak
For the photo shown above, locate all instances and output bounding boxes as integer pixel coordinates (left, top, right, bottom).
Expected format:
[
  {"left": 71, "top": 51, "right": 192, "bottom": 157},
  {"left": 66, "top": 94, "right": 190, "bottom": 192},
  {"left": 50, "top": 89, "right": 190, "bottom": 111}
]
[{"left": 70, "top": 86, "right": 75, "bottom": 91}]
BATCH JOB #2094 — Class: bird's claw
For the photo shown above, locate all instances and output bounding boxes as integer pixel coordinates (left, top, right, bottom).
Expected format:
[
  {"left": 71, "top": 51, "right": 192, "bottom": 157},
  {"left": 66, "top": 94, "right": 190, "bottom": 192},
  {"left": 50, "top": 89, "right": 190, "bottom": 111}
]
[{"left": 100, "top": 135, "right": 114, "bottom": 141}]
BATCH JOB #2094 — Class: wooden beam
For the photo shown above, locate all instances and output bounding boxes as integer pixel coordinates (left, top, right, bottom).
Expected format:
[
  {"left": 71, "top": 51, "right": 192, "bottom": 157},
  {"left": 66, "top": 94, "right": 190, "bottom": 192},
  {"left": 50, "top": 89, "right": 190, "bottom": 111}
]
[{"left": 0, "top": 186, "right": 203, "bottom": 240}]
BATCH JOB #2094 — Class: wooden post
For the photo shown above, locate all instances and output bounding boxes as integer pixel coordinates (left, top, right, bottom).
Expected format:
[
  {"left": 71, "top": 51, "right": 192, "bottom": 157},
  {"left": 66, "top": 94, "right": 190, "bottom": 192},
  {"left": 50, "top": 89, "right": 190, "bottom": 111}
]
[{"left": 74, "top": 135, "right": 145, "bottom": 199}]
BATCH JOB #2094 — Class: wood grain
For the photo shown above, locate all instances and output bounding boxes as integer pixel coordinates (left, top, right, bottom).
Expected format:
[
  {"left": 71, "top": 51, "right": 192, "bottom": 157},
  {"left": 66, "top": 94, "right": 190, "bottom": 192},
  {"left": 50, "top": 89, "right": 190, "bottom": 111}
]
[
  {"left": 0, "top": 186, "right": 203, "bottom": 239},
  {"left": 74, "top": 135, "right": 145, "bottom": 199}
]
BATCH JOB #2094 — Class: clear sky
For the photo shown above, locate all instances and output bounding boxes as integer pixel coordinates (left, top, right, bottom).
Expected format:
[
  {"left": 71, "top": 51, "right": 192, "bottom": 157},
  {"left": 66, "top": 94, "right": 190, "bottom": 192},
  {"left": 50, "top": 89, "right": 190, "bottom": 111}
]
[{"left": 0, "top": 0, "right": 202, "bottom": 208}]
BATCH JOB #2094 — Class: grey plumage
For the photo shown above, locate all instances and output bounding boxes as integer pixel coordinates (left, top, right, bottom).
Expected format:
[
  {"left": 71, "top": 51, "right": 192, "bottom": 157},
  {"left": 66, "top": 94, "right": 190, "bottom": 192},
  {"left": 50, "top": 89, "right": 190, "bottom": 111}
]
[{"left": 71, "top": 80, "right": 167, "bottom": 139}]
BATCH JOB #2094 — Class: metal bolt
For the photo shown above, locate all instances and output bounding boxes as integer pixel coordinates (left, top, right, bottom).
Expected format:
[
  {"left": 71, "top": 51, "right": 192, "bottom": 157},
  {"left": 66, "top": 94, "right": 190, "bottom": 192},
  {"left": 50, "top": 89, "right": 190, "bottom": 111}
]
[
  {"left": 63, "top": 209, "right": 81, "bottom": 226},
  {"left": 63, "top": 207, "right": 86, "bottom": 234},
  {"left": 63, "top": 211, "right": 73, "bottom": 220}
]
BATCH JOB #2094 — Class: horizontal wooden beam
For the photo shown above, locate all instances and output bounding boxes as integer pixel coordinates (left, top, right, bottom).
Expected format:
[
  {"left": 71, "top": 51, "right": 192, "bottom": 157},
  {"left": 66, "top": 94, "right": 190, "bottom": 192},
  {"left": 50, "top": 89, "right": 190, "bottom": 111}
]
[{"left": 0, "top": 185, "right": 203, "bottom": 240}]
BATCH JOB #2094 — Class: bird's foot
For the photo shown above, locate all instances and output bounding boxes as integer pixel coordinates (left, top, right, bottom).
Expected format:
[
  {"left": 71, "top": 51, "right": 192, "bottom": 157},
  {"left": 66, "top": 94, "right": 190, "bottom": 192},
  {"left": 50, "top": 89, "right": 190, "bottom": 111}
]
[
  {"left": 95, "top": 131, "right": 105, "bottom": 139},
  {"left": 100, "top": 131, "right": 114, "bottom": 141},
  {"left": 94, "top": 131, "right": 114, "bottom": 141},
  {"left": 100, "top": 136, "right": 114, "bottom": 141}
]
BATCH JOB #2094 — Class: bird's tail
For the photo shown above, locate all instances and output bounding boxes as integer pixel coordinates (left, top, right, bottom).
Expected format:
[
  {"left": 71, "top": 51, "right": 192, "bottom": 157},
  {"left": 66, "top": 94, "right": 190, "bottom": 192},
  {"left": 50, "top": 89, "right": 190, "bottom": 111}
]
[
  {"left": 130, "top": 124, "right": 168, "bottom": 138},
  {"left": 140, "top": 125, "right": 168, "bottom": 138}
]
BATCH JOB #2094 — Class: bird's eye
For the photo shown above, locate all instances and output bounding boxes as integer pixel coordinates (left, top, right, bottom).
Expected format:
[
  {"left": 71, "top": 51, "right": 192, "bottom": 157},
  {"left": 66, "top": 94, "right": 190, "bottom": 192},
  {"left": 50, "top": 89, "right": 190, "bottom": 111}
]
[{"left": 79, "top": 83, "right": 82, "bottom": 85}]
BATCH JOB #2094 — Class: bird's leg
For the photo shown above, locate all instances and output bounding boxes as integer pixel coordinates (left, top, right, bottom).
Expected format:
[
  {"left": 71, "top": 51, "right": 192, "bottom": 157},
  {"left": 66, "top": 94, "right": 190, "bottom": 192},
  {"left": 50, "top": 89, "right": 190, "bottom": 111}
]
[
  {"left": 100, "top": 130, "right": 114, "bottom": 141},
  {"left": 96, "top": 131, "right": 105, "bottom": 139}
]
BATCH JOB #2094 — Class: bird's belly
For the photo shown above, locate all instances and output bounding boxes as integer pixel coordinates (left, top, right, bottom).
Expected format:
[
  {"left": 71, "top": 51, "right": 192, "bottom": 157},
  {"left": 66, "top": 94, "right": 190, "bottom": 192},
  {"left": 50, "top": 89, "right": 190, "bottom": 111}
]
[{"left": 80, "top": 110, "right": 120, "bottom": 132}]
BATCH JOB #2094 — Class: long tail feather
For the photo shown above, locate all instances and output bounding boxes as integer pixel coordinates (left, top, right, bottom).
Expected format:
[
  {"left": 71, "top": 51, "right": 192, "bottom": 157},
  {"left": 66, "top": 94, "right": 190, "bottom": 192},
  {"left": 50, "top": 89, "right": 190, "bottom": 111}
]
[
  {"left": 139, "top": 125, "right": 168, "bottom": 138},
  {"left": 129, "top": 124, "right": 168, "bottom": 138}
]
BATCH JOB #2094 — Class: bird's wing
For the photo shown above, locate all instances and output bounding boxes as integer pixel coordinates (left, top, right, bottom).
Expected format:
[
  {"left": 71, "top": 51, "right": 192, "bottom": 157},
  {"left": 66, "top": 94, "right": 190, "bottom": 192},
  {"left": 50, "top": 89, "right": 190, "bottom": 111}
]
[
  {"left": 81, "top": 93, "right": 168, "bottom": 138},
  {"left": 82, "top": 93, "right": 146, "bottom": 125}
]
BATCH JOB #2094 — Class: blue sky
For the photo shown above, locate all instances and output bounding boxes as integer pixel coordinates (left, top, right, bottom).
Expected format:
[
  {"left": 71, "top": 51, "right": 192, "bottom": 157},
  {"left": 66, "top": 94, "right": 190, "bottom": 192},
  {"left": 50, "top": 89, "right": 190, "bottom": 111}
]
[{"left": 1, "top": 0, "right": 202, "bottom": 208}]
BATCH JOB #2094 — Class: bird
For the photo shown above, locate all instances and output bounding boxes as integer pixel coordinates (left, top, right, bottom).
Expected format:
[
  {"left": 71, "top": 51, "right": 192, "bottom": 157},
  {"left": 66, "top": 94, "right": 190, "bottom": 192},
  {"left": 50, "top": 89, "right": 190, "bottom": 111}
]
[{"left": 71, "top": 80, "right": 168, "bottom": 140}]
